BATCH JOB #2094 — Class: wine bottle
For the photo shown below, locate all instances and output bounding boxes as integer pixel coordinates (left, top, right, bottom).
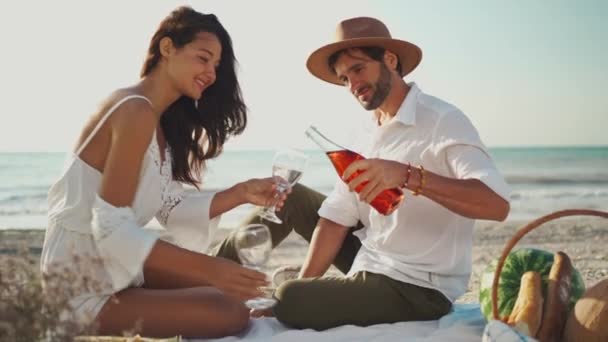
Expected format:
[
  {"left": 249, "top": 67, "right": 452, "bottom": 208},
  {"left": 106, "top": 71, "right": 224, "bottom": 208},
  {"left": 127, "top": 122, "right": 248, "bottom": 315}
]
[{"left": 305, "top": 126, "right": 404, "bottom": 215}]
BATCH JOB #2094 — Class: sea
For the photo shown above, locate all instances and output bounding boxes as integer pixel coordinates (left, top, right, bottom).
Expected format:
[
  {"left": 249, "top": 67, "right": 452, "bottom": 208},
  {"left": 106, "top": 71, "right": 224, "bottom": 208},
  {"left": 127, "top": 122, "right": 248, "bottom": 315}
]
[{"left": 1, "top": 147, "right": 607, "bottom": 229}]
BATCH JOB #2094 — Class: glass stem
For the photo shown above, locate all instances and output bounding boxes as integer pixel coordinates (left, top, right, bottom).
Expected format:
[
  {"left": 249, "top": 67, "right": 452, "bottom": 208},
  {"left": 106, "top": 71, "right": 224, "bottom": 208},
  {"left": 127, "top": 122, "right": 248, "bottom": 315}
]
[{"left": 266, "top": 183, "right": 288, "bottom": 211}]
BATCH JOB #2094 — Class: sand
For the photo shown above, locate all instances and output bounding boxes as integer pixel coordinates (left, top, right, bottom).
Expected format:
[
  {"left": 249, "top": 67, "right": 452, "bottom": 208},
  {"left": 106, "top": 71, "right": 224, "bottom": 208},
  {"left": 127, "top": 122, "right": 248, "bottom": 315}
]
[{"left": 1, "top": 216, "right": 607, "bottom": 304}]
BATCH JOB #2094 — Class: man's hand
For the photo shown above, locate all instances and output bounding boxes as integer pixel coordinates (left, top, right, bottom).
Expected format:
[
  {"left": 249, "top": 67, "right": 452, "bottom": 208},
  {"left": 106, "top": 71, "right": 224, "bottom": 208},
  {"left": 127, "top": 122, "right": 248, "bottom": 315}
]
[
  {"left": 342, "top": 158, "right": 407, "bottom": 203},
  {"left": 343, "top": 159, "right": 510, "bottom": 221}
]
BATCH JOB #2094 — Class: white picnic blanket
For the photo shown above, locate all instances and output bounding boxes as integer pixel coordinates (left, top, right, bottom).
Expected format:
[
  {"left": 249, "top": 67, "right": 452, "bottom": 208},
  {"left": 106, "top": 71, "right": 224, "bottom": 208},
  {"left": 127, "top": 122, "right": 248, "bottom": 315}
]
[{"left": 191, "top": 304, "right": 487, "bottom": 342}]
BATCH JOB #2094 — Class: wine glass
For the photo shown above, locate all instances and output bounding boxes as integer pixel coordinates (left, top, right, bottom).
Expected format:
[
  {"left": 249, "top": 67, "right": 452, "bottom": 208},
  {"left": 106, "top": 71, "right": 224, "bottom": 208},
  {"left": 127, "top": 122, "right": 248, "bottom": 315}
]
[
  {"left": 234, "top": 223, "right": 276, "bottom": 310},
  {"left": 258, "top": 148, "right": 309, "bottom": 224}
]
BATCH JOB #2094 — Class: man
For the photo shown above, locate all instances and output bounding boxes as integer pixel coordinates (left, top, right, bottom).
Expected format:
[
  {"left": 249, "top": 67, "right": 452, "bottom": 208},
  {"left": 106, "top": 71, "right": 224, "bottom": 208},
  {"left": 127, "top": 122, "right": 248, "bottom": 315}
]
[{"left": 216, "top": 16, "right": 511, "bottom": 330}]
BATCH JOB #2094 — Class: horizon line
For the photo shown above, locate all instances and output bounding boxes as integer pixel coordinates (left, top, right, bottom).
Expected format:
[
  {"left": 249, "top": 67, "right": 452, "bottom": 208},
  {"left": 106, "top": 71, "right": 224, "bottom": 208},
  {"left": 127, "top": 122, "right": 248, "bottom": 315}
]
[{"left": 2, "top": 144, "right": 608, "bottom": 154}]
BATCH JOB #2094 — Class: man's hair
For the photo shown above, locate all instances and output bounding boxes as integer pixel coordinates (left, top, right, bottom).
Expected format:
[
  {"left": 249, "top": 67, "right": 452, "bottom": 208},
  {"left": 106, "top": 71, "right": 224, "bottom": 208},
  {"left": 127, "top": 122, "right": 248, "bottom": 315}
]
[{"left": 327, "top": 46, "right": 403, "bottom": 75}]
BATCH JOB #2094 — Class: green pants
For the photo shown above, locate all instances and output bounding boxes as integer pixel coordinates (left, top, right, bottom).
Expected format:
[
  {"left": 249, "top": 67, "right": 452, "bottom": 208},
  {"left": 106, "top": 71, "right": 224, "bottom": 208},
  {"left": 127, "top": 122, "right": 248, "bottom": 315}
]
[{"left": 214, "top": 184, "right": 452, "bottom": 330}]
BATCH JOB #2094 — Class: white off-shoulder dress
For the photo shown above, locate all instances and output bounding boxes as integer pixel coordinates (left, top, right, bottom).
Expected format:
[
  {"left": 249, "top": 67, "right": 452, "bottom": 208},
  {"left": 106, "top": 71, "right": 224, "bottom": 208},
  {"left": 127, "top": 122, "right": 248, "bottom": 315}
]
[{"left": 41, "top": 95, "right": 222, "bottom": 324}]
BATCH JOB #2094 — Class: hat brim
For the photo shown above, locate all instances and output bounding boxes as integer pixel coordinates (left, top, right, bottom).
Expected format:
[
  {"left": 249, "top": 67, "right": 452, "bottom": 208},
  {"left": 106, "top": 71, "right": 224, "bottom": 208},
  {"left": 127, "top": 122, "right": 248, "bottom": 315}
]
[{"left": 306, "top": 37, "right": 422, "bottom": 85}]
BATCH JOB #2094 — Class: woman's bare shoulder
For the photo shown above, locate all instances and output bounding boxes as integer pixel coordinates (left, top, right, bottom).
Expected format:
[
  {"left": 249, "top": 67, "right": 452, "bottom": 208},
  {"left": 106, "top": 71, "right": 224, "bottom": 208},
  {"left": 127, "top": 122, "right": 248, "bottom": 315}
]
[
  {"left": 106, "top": 89, "right": 155, "bottom": 128},
  {"left": 74, "top": 88, "right": 156, "bottom": 171},
  {"left": 96, "top": 88, "right": 154, "bottom": 120}
]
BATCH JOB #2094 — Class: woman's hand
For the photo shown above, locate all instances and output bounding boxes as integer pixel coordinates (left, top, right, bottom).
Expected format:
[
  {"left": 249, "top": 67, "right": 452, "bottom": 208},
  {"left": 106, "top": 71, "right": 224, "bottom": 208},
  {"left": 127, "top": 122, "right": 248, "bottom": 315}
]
[
  {"left": 250, "top": 307, "right": 274, "bottom": 318},
  {"left": 238, "top": 177, "right": 291, "bottom": 209},
  {"left": 210, "top": 177, "right": 292, "bottom": 220},
  {"left": 207, "top": 257, "right": 269, "bottom": 301}
]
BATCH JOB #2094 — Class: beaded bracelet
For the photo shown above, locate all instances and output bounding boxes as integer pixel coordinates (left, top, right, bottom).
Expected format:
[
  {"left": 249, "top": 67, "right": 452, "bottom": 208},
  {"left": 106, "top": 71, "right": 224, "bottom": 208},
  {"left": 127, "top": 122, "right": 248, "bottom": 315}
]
[
  {"left": 413, "top": 165, "right": 426, "bottom": 196},
  {"left": 401, "top": 163, "right": 412, "bottom": 189}
]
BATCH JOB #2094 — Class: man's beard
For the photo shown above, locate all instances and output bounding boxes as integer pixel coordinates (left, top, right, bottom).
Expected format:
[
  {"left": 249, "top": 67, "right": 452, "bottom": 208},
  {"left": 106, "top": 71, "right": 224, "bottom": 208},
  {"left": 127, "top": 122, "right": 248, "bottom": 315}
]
[{"left": 361, "top": 64, "right": 392, "bottom": 110}]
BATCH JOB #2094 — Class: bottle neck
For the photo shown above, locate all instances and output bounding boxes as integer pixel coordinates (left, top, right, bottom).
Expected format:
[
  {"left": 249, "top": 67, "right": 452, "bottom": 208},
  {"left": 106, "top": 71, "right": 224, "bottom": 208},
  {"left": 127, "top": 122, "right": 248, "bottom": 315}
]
[{"left": 305, "top": 126, "right": 346, "bottom": 152}]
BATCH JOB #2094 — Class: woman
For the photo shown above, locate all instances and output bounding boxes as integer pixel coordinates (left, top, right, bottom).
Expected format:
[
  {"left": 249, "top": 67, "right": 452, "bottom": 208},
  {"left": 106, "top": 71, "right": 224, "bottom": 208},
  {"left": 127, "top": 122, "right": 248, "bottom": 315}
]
[{"left": 41, "top": 6, "right": 282, "bottom": 338}]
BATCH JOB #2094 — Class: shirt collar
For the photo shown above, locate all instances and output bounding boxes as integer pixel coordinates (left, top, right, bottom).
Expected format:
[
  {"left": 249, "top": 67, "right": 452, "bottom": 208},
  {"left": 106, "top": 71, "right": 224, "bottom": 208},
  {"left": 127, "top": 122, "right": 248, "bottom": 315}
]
[
  {"left": 395, "top": 82, "right": 420, "bottom": 126},
  {"left": 372, "top": 82, "right": 420, "bottom": 127}
]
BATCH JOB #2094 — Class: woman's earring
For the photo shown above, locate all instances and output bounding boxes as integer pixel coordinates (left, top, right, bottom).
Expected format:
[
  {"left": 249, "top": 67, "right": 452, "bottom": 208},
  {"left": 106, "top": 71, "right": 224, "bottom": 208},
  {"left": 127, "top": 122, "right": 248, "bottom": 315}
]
[{"left": 194, "top": 99, "right": 199, "bottom": 110}]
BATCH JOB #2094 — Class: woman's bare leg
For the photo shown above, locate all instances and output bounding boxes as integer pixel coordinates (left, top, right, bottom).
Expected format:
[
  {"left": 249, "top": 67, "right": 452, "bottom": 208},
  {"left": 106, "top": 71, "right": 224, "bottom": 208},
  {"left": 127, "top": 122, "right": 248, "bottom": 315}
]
[{"left": 94, "top": 286, "right": 249, "bottom": 338}]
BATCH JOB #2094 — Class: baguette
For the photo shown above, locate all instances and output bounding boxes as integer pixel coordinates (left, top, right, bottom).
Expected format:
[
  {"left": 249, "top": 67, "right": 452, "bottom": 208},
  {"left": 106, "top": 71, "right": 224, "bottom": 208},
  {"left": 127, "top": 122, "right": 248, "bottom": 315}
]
[
  {"left": 507, "top": 271, "right": 544, "bottom": 337},
  {"left": 536, "top": 251, "right": 573, "bottom": 342}
]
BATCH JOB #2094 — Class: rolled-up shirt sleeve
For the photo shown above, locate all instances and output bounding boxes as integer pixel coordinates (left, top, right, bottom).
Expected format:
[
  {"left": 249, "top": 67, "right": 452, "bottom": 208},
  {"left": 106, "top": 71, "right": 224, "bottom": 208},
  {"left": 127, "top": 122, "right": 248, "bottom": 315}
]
[
  {"left": 91, "top": 195, "right": 159, "bottom": 293},
  {"left": 432, "top": 110, "right": 511, "bottom": 202},
  {"left": 317, "top": 178, "right": 360, "bottom": 227},
  {"left": 155, "top": 180, "right": 221, "bottom": 253},
  {"left": 446, "top": 144, "right": 512, "bottom": 201}
]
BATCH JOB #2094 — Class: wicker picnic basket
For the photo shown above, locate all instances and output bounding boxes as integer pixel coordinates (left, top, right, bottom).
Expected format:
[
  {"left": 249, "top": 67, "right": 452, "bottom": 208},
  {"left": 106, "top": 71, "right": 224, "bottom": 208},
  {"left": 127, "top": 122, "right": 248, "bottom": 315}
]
[{"left": 490, "top": 209, "right": 608, "bottom": 321}]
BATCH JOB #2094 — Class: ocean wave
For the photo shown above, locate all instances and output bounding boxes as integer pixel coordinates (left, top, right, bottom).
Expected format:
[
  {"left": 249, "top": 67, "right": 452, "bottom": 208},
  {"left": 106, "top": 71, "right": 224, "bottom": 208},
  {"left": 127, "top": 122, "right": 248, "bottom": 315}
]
[
  {"left": 505, "top": 174, "right": 608, "bottom": 185},
  {"left": 0, "top": 185, "right": 50, "bottom": 192},
  {"left": 0, "top": 193, "right": 48, "bottom": 203},
  {"left": 510, "top": 188, "right": 608, "bottom": 200},
  {"left": 0, "top": 208, "right": 47, "bottom": 216}
]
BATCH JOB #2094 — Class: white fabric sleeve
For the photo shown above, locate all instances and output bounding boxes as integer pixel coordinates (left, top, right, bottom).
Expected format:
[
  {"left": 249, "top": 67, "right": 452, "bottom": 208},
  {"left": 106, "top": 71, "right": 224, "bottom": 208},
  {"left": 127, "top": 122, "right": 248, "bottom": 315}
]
[
  {"left": 432, "top": 110, "right": 487, "bottom": 155},
  {"left": 91, "top": 195, "right": 159, "bottom": 293},
  {"left": 317, "top": 178, "right": 360, "bottom": 227},
  {"left": 446, "top": 144, "right": 512, "bottom": 202},
  {"left": 155, "top": 180, "right": 221, "bottom": 253},
  {"left": 431, "top": 110, "right": 511, "bottom": 202}
]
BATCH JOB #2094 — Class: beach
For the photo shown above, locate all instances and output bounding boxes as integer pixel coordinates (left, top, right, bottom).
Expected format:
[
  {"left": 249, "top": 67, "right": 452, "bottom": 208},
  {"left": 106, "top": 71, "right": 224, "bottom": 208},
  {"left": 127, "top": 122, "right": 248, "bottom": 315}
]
[{"left": 3, "top": 216, "right": 607, "bottom": 304}]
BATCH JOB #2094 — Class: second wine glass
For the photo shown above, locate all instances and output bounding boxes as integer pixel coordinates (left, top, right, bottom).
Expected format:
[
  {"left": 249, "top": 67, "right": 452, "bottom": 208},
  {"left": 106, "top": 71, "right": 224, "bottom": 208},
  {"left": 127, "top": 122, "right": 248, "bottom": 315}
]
[
  {"left": 235, "top": 223, "right": 276, "bottom": 310},
  {"left": 258, "top": 148, "right": 308, "bottom": 224}
]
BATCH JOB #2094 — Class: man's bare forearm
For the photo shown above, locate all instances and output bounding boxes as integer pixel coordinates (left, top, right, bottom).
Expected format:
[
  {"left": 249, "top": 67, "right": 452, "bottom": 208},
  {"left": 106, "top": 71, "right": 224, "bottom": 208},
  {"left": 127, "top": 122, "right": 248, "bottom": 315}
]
[
  {"left": 407, "top": 168, "right": 510, "bottom": 221},
  {"left": 299, "top": 218, "right": 350, "bottom": 278}
]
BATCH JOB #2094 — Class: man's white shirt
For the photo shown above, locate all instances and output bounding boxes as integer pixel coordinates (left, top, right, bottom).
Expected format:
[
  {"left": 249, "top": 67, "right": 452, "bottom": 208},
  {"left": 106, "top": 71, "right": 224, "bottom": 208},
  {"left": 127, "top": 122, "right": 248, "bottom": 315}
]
[{"left": 318, "top": 83, "right": 511, "bottom": 301}]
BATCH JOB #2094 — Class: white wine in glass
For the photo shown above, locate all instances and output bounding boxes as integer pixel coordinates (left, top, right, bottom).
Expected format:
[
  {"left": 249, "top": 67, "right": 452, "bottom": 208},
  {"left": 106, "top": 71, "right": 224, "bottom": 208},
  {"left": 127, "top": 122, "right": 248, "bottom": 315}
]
[{"left": 258, "top": 148, "right": 308, "bottom": 224}]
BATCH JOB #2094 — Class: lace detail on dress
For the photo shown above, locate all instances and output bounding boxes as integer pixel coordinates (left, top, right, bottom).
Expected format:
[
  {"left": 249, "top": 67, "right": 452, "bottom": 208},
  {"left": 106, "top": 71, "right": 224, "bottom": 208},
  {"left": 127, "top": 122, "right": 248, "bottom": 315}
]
[
  {"left": 148, "top": 135, "right": 161, "bottom": 169},
  {"left": 149, "top": 132, "right": 183, "bottom": 226},
  {"left": 91, "top": 195, "right": 137, "bottom": 241},
  {"left": 157, "top": 193, "right": 182, "bottom": 226},
  {"left": 148, "top": 132, "right": 169, "bottom": 172},
  {"left": 148, "top": 132, "right": 172, "bottom": 195}
]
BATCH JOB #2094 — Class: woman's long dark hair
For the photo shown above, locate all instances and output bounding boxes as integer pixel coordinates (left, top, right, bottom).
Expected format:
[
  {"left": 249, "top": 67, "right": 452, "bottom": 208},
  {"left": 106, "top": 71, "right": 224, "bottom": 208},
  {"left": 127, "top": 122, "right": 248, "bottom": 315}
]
[{"left": 141, "top": 6, "right": 247, "bottom": 187}]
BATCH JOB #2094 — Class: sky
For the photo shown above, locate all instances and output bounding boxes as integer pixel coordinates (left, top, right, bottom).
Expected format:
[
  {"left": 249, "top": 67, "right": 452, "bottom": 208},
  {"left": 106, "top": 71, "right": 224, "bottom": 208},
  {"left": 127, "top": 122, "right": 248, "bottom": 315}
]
[{"left": 0, "top": 0, "right": 606, "bottom": 152}]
